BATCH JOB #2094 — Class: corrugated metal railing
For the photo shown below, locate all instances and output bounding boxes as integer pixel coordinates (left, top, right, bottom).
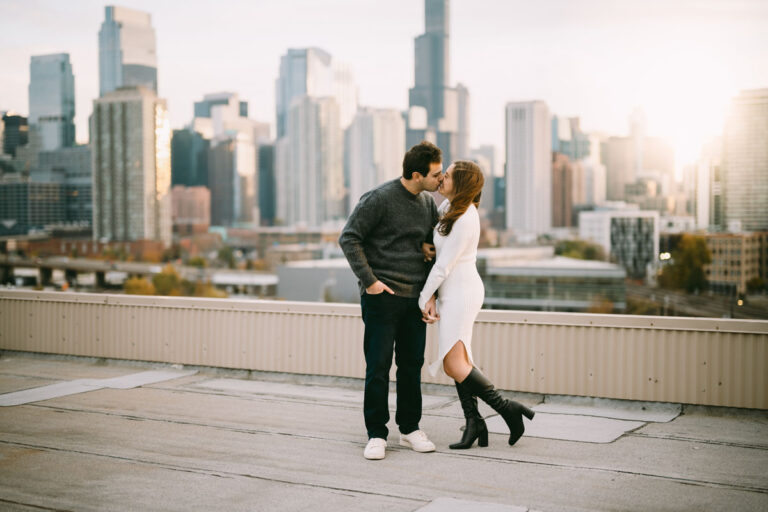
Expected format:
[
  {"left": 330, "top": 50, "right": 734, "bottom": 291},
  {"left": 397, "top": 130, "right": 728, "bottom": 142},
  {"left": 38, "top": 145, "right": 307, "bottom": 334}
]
[{"left": 1, "top": 290, "right": 766, "bottom": 409}]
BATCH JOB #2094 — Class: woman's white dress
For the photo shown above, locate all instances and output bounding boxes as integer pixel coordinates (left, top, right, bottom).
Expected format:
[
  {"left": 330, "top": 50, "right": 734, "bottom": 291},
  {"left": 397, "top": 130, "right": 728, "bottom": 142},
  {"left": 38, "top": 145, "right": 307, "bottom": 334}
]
[{"left": 418, "top": 200, "right": 485, "bottom": 377}]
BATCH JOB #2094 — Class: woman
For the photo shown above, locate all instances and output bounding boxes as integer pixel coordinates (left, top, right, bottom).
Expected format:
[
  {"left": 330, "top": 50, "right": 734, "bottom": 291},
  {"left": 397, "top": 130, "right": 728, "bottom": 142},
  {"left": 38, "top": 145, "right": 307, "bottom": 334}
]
[{"left": 418, "top": 160, "right": 535, "bottom": 449}]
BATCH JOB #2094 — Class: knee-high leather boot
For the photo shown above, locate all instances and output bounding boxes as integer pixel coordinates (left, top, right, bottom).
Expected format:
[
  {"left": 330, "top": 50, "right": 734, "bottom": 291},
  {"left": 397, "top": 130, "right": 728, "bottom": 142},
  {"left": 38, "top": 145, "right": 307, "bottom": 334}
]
[
  {"left": 461, "top": 367, "right": 535, "bottom": 446},
  {"left": 449, "top": 380, "right": 488, "bottom": 449}
]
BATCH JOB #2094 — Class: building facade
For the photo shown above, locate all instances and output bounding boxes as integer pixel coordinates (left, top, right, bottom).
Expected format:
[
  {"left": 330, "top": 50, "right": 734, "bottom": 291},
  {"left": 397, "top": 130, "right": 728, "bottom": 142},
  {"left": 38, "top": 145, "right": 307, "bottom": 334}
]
[
  {"left": 552, "top": 152, "right": 573, "bottom": 228},
  {"left": 29, "top": 53, "right": 75, "bottom": 150},
  {"left": 193, "top": 92, "right": 260, "bottom": 227},
  {"left": 91, "top": 87, "right": 171, "bottom": 245},
  {"left": 505, "top": 100, "right": 552, "bottom": 235},
  {"left": 2, "top": 113, "right": 28, "bottom": 158},
  {"left": 477, "top": 247, "right": 626, "bottom": 312},
  {"left": 579, "top": 208, "right": 660, "bottom": 279},
  {"left": 721, "top": 89, "right": 768, "bottom": 231},
  {"left": 171, "top": 185, "right": 210, "bottom": 235},
  {"left": 345, "top": 107, "right": 405, "bottom": 212},
  {"left": 704, "top": 232, "right": 768, "bottom": 295},
  {"left": 171, "top": 129, "right": 209, "bottom": 187},
  {"left": 277, "top": 96, "right": 343, "bottom": 227},
  {"left": 99, "top": 6, "right": 157, "bottom": 96},
  {"left": 258, "top": 144, "right": 276, "bottom": 226}
]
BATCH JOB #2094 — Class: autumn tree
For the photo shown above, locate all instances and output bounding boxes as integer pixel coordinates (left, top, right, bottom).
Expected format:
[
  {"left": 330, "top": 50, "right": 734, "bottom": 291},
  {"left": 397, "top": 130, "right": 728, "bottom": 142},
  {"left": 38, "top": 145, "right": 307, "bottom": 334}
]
[
  {"left": 124, "top": 277, "right": 155, "bottom": 296},
  {"left": 152, "top": 264, "right": 182, "bottom": 296},
  {"left": 658, "top": 234, "right": 711, "bottom": 293}
]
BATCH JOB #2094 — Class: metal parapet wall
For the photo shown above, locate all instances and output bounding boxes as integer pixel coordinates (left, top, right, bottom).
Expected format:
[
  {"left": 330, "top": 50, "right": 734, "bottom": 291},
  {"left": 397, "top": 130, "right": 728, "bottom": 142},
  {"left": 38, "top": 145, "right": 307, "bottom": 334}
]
[{"left": 1, "top": 290, "right": 766, "bottom": 409}]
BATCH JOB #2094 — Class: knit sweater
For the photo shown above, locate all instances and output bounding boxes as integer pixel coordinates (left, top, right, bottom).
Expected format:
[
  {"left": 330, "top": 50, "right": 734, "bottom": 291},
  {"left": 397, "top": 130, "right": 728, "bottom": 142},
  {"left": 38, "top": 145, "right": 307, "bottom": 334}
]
[{"left": 339, "top": 178, "right": 439, "bottom": 297}]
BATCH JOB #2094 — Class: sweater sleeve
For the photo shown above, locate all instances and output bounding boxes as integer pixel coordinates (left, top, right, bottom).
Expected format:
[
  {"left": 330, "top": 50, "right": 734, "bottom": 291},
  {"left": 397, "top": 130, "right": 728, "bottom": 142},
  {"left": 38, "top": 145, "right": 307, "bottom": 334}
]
[
  {"left": 418, "top": 211, "right": 475, "bottom": 311},
  {"left": 338, "top": 191, "right": 382, "bottom": 289}
]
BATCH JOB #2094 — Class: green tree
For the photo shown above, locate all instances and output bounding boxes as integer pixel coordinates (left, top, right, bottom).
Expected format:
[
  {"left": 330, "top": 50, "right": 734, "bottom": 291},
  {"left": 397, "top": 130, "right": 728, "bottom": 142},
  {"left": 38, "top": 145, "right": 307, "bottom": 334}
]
[
  {"left": 152, "top": 264, "right": 182, "bottom": 296},
  {"left": 188, "top": 256, "right": 207, "bottom": 268},
  {"left": 124, "top": 277, "right": 155, "bottom": 296},
  {"left": 555, "top": 239, "right": 606, "bottom": 261},
  {"left": 217, "top": 246, "right": 236, "bottom": 269},
  {"left": 658, "top": 234, "right": 711, "bottom": 293}
]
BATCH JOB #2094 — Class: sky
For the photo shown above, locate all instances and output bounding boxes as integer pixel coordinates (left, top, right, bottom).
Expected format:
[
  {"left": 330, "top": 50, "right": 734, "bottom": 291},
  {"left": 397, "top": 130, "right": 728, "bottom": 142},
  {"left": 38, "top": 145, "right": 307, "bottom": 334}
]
[{"left": 2, "top": 0, "right": 768, "bottom": 174}]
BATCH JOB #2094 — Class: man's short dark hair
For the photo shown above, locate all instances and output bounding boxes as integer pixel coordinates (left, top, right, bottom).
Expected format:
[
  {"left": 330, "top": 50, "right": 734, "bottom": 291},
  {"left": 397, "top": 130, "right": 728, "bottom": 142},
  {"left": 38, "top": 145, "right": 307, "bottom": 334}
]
[{"left": 402, "top": 141, "right": 442, "bottom": 179}]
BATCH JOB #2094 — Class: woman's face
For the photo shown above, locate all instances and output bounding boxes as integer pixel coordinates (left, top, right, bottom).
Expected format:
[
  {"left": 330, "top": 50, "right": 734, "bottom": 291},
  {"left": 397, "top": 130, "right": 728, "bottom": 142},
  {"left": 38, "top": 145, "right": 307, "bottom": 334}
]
[{"left": 438, "top": 164, "right": 455, "bottom": 199}]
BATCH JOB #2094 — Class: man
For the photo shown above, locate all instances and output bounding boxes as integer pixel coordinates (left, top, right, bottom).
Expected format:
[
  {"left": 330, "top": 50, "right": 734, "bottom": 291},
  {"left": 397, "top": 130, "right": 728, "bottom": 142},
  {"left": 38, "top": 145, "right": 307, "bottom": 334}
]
[{"left": 339, "top": 141, "right": 443, "bottom": 460}]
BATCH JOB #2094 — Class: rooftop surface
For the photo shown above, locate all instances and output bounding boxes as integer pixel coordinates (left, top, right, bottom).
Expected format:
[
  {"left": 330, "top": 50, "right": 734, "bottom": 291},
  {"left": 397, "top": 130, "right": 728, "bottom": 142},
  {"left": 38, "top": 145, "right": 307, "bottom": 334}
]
[{"left": 1, "top": 353, "right": 766, "bottom": 512}]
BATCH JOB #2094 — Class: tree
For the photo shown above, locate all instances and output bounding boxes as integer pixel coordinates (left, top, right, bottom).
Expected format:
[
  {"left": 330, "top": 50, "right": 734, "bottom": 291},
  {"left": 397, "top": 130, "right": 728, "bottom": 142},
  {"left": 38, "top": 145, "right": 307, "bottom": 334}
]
[
  {"left": 217, "top": 247, "right": 236, "bottom": 269},
  {"left": 124, "top": 277, "right": 155, "bottom": 296},
  {"left": 554, "top": 239, "right": 606, "bottom": 261},
  {"left": 658, "top": 234, "right": 711, "bottom": 293},
  {"left": 746, "top": 277, "right": 766, "bottom": 294},
  {"left": 152, "top": 264, "right": 182, "bottom": 296},
  {"left": 188, "top": 256, "right": 207, "bottom": 268}
]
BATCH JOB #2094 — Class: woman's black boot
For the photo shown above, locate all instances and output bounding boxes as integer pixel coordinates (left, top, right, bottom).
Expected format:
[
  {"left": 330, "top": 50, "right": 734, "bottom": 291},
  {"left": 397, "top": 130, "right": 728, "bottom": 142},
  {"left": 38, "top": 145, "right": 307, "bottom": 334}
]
[
  {"left": 449, "top": 380, "right": 488, "bottom": 449},
  {"left": 461, "top": 367, "right": 535, "bottom": 446}
]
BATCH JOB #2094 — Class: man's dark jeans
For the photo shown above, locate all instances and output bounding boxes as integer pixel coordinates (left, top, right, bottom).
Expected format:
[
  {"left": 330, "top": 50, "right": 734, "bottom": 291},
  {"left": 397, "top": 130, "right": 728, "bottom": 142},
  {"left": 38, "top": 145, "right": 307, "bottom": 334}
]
[{"left": 361, "top": 291, "right": 426, "bottom": 440}]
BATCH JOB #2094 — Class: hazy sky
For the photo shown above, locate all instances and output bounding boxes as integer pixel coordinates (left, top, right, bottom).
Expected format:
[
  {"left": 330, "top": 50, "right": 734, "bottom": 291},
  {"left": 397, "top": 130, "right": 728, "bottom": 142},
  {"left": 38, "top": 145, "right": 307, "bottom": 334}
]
[{"left": 2, "top": 0, "right": 767, "bottom": 170}]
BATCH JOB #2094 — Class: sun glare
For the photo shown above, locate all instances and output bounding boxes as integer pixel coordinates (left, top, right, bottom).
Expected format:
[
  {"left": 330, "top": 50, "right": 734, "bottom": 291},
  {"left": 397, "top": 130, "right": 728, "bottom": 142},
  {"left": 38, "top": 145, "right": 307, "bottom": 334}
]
[{"left": 631, "top": 47, "right": 739, "bottom": 172}]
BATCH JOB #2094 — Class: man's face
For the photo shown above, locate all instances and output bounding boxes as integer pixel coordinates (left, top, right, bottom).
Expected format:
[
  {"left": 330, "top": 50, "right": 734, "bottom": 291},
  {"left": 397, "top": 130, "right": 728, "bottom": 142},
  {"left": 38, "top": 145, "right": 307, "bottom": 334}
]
[{"left": 420, "top": 162, "right": 443, "bottom": 192}]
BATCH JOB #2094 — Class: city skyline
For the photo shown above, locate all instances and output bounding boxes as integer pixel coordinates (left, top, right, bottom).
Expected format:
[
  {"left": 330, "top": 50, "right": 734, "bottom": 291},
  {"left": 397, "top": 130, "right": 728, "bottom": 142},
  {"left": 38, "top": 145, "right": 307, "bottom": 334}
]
[{"left": 2, "top": 0, "right": 768, "bottom": 171}]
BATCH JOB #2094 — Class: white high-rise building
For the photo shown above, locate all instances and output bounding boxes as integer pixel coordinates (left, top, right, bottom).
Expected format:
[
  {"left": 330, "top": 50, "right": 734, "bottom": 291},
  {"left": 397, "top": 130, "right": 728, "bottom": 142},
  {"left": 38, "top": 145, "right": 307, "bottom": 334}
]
[
  {"left": 470, "top": 145, "right": 497, "bottom": 218},
  {"left": 275, "top": 48, "right": 357, "bottom": 226},
  {"left": 582, "top": 134, "right": 607, "bottom": 207},
  {"left": 345, "top": 108, "right": 405, "bottom": 211},
  {"left": 91, "top": 87, "right": 171, "bottom": 245},
  {"left": 505, "top": 100, "right": 552, "bottom": 235},
  {"left": 276, "top": 48, "right": 357, "bottom": 138},
  {"left": 99, "top": 6, "right": 157, "bottom": 96},
  {"left": 29, "top": 54, "right": 75, "bottom": 150},
  {"left": 722, "top": 89, "right": 768, "bottom": 231},
  {"left": 277, "top": 96, "right": 343, "bottom": 227}
]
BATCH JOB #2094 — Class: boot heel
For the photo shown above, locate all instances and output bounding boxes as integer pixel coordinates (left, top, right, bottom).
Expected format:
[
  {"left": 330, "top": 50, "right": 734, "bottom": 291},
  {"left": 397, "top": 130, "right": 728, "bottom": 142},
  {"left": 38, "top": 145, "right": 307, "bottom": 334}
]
[
  {"left": 520, "top": 405, "right": 535, "bottom": 420},
  {"left": 478, "top": 429, "right": 488, "bottom": 447}
]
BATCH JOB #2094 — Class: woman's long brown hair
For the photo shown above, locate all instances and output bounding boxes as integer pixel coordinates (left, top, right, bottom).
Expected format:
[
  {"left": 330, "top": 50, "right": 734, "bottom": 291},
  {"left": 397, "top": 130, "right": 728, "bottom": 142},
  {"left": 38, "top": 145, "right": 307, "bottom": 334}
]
[{"left": 437, "top": 160, "right": 484, "bottom": 236}]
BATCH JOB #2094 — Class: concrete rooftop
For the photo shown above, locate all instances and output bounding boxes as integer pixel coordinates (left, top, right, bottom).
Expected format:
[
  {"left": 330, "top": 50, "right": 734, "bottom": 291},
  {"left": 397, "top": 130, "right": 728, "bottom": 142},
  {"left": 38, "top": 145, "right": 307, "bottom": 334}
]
[{"left": 0, "top": 353, "right": 766, "bottom": 512}]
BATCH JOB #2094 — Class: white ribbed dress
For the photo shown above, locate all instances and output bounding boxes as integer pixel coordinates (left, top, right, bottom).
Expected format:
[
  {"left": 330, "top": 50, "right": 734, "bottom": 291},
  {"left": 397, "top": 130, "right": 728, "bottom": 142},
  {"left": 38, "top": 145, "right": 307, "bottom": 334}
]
[{"left": 418, "top": 200, "right": 485, "bottom": 377}]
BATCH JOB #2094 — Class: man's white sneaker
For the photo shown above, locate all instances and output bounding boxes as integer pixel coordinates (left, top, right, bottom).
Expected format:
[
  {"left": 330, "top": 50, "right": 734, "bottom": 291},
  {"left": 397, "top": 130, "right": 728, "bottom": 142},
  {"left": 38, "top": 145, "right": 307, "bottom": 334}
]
[
  {"left": 399, "top": 430, "right": 436, "bottom": 452},
  {"left": 364, "top": 438, "right": 387, "bottom": 460}
]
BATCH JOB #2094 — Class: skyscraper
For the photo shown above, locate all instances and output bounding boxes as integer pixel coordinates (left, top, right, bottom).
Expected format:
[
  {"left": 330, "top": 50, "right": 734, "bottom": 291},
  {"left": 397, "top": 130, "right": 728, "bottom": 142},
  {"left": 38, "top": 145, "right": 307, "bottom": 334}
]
[
  {"left": 408, "top": 0, "right": 469, "bottom": 164},
  {"left": 1, "top": 113, "right": 28, "bottom": 157},
  {"left": 722, "top": 89, "right": 768, "bottom": 231},
  {"left": 258, "top": 143, "right": 276, "bottom": 226},
  {"left": 505, "top": 100, "right": 552, "bottom": 235},
  {"left": 470, "top": 145, "right": 497, "bottom": 219},
  {"left": 276, "top": 96, "right": 343, "bottom": 227},
  {"left": 171, "top": 129, "right": 209, "bottom": 187},
  {"left": 345, "top": 107, "right": 405, "bottom": 211},
  {"left": 193, "top": 92, "right": 260, "bottom": 227},
  {"left": 29, "top": 54, "right": 75, "bottom": 150},
  {"left": 275, "top": 48, "right": 355, "bottom": 227},
  {"left": 99, "top": 6, "right": 157, "bottom": 96},
  {"left": 602, "top": 111, "right": 674, "bottom": 203},
  {"left": 275, "top": 48, "right": 357, "bottom": 138},
  {"left": 552, "top": 153, "right": 573, "bottom": 227},
  {"left": 91, "top": 87, "right": 171, "bottom": 245}
]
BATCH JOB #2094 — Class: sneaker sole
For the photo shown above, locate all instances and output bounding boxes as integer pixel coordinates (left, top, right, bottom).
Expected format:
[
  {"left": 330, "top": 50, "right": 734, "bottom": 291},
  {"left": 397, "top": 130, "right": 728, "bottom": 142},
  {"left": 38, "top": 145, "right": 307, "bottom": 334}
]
[
  {"left": 364, "top": 452, "right": 385, "bottom": 460},
  {"left": 399, "top": 439, "right": 435, "bottom": 452}
]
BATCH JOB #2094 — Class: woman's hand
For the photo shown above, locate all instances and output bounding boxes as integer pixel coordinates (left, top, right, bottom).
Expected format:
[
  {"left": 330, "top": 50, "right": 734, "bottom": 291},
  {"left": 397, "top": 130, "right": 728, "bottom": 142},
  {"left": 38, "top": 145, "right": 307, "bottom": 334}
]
[
  {"left": 421, "top": 295, "right": 439, "bottom": 324},
  {"left": 421, "top": 242, "right": 436, "bottom": 262}
]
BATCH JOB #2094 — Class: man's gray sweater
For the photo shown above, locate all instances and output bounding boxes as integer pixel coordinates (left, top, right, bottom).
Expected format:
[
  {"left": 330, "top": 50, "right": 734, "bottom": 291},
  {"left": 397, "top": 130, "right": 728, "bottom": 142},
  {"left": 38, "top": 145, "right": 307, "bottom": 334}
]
[{"left": 339, "top": 178, "right": 439, "bottom": 297}]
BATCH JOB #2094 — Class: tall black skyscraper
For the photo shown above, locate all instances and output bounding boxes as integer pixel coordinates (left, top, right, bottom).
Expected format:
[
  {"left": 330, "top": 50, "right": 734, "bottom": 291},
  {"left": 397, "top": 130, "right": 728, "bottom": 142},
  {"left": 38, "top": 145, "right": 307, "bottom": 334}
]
[
  {"left": 171, "top": 129, "right": 209, "bottom": 187},
  {"left": 2, "top": 114, "right": 28, "bottom": 157},
  {"left": 407, "top": 0, "right": 469, "bottom": 164}
]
